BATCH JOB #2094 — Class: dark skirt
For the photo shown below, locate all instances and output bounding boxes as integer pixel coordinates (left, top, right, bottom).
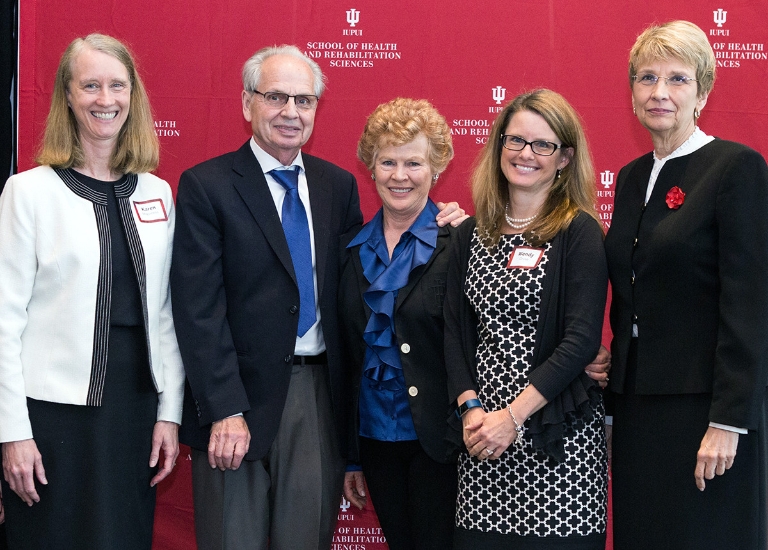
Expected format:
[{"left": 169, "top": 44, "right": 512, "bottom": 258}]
[
  {"left": 2, "top": 326, "right": 159, "bottom": 550},
  {"left": 611, "top": 346, "right": 768, "bottom": 550}
]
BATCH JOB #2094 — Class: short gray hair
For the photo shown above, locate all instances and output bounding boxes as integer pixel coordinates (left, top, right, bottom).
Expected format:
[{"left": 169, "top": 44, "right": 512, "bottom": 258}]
[{"left": 242, "top": 45, "right": 326, "bottom": 97}]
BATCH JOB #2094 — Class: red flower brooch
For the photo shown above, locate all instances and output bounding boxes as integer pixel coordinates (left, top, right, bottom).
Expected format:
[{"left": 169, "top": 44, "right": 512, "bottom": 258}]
[{"left": 665, "top": 186, "right": 685, "bottom": 209}]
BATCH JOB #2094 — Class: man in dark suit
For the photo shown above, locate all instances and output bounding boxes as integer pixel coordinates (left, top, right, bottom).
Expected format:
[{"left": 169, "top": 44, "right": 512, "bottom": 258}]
[{"left": 172, "top": 45, "right": 463, "bottom": 549}]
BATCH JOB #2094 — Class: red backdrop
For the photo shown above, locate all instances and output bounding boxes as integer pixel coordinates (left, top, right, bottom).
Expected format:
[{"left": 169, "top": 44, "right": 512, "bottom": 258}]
[{"left": 16, "top": 1, "right": 768, "bottom": 548}]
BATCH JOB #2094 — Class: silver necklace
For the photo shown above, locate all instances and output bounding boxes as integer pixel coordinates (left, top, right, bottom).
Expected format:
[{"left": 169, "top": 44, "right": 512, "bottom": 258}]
[{"left": 505, "top": 202, "right": 537, "bottom": 230}]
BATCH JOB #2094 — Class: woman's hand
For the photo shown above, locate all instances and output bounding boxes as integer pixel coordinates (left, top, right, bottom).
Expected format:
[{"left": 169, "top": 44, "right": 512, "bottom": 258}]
[
  {"left": 343, "top": 471, "right": 367, "bottom": 510},
  {"left": 2, "top": 439, "right": 47, "bottom": 506},
  {"left": 149, "top": 421, "right": 180, "bottom": 487},
  {"left": 695, "top": 426, "right": 739, "bottom": 491},
  {"left": 435, "top": 201, "right": 469, "bottom": 227},
  {"left": 585, "top": 345, "right": 611, "bottom": 389},
  {"left": 463, "top": 408, "right": 516, "bottom": 460}
]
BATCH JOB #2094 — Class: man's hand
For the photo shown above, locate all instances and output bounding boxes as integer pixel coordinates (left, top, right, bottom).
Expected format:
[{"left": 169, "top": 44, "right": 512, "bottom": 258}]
[{"left": 208, "top": 416, "right": 251, "bottom": 471}]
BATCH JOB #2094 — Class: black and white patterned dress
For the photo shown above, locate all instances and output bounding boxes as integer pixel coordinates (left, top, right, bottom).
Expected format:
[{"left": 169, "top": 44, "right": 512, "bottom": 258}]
[{"left": 456, "top": 231, "right": 606, "bottom": 542}]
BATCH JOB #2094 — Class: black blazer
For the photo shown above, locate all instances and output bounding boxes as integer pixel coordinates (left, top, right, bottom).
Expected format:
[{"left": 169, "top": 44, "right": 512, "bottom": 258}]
[
  {"left": 605, "top": 139, "right": 768, "bottom": 429},
  {"left": 172, "top": 141, "right": 363, "bottom": 460},
  {"left": 339, "top": 223, "right": 462, "bottom": 464}
]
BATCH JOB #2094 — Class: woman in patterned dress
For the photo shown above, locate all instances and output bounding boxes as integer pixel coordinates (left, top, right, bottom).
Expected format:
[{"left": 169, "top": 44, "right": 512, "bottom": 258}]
[{"left": 444, "top": 89, "right": 608, "bottom": 549}]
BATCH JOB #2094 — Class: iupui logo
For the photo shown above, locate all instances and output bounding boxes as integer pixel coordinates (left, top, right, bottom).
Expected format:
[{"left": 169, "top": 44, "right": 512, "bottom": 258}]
[
  {"left": 492, "top": 86, "right": 506, "bottom": 105},
  {"left": 600, "top": 170, "right": 614, "bottom": 189},
  {"left": 339, "top": 496, "right": 351, "bottom": 512},
  {"left": 346, "top": 8, "right": 360, "bottom": 27},
  {"left": 713, "top": 8, "right": 727, "bottom": 28}
]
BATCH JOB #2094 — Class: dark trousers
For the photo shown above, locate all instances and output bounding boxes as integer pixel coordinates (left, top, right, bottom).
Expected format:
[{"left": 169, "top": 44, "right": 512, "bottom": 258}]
[
  {"left": 192, "top": 363, "right": 345, "bottom": 550},
  {"left": 359, "top": 437, "right": 457, "bottom": 550}
]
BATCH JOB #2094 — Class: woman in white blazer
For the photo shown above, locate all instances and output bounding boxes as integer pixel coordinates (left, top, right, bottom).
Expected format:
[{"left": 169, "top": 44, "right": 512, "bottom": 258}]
[{"left": 0, "top": 34, "right": 184, "bottom": 549}]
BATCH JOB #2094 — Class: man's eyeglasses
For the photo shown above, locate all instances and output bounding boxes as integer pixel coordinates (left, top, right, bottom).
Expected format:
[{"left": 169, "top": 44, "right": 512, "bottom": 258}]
[
  {"left": 252, "top": 90, "right": 318, "bottom": 110},
  {"left": 500, "top": 135, "right": 563, "bottom": 156},
  {"left": 631, "top": 73, "right": 698, "bottom": 87}
]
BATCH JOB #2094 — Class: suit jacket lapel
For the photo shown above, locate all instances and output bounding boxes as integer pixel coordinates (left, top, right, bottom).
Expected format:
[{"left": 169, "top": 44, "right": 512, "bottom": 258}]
[
  {"left": 230, "top": 142, "right": 296, "bottom": 283},
  {"left": 349, "top": 244, "right": 373, "bottom": 319},
  {"left": 395, "top": 226, "right": 448, "bottom": 311},
  {"left": 305, "top": 155, "right": 332, "bottom": 297}
]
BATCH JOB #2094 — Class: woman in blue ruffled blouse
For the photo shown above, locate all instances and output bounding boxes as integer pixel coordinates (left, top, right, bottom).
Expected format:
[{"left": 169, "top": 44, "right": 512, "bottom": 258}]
[{"left": 339, "top": 98, "right": 460, "bottom": 550}]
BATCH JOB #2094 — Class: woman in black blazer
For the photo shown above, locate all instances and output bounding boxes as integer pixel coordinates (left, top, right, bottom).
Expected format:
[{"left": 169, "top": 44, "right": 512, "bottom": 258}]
[
  {"left": 605, "top": 20, "right": 768, "bottom": 549},
  {"left": 339, "top": 98, "right": 462, "bottom": 550}
]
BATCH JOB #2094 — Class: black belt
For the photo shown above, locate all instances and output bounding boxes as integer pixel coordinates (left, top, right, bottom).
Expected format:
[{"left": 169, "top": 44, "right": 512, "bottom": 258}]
[{"left": 293, "top": 352, "right": 327, "bottom": 365}]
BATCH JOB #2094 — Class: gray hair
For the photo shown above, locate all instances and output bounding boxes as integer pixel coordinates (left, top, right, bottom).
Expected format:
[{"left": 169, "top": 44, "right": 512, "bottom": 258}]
[{"left": 242, "top": 45, "right": 326, "bottom": 97}]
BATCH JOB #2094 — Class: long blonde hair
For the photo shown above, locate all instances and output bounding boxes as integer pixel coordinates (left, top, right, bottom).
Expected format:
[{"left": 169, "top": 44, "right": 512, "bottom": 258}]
[
  {"left": 36, "top": 34, "right": 159, "bottom": 173},
  {"left": 472, "top": 89, "right": 599, "bottom": 247}
]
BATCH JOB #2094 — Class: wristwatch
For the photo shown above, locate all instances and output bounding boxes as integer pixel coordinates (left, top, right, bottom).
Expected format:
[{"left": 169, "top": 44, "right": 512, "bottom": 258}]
[{"left": 455, "top": 398, "right": 482, "bottom": 419}]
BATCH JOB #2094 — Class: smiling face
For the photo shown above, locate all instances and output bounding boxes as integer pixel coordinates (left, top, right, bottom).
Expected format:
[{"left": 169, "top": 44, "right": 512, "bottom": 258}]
[
  {"left": 500, "top": 110, "right": 571, "bottom": 199},
  {"left": 632, "top": 57, "right": 708, "bottom": 153},
  {"left": 374, "top": 133, "right": 435, "bottom": 224},
  {"left": 242, "top": 54, "right": 317, "bottom": 166},
  {"left": 66, "top": 47, "right": 131, "bottom": 151}
]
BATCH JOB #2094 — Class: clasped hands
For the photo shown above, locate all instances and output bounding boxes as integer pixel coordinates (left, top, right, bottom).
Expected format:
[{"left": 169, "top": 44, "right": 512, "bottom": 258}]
[{"left": 462, "top": 407, "right": 518, "bottom": 461}]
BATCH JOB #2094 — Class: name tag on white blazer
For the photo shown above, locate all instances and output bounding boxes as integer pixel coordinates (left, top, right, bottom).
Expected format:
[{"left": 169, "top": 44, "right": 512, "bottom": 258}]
[
  {"left": 507, "top": 246, "right": 544, "bottom": 269},
  {"left": 133, "top": 199, "right": 168, "bottom": 223}
]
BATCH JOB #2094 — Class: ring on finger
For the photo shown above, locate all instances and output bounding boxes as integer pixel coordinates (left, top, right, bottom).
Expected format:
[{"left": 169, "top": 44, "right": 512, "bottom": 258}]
[{"left": 486, "top": 448, "right": 495, "bottom": 456}]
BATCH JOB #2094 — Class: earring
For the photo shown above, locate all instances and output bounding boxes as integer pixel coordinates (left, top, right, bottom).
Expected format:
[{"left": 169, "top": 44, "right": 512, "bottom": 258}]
[
  {"left": 632, "top": 105, "right": 636, "bottom": 115},
  {"left": 432, "top": 173, "right": 439, "bottom": 182},
  {"left": 556, "top": 169, "right": 562, "bottom": 180},
  {"left": 694, "top": 109, "right": 700, "bottom": 119},
  {"left": 370, "top": 173, "right": 375, "bottom": 181}
]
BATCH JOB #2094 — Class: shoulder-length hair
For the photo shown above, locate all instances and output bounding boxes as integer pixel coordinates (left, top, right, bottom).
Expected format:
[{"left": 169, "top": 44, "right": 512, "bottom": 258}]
[
  {"left": 471, "top": 89, "right": 599, "bottom": 248},
  {"left": 36, "top": 33, "right": 159, "bottom": 174}
]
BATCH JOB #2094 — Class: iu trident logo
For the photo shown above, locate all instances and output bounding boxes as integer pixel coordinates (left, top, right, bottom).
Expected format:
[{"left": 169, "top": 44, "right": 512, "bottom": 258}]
[
  {"left": 492, "top": 86, "right": 506, "bottom": 105},
  {"left": 339, "top": 496, "right": 351, "bottom": 512},
  {"left": 600, "top": 170, "right": 614, "bottom": 190},
  {"left": 713, "top": 9, "right": 727, "bottom": 27},
  {"left": 346, "top": 8, "right": 360, "bottom": 27}
]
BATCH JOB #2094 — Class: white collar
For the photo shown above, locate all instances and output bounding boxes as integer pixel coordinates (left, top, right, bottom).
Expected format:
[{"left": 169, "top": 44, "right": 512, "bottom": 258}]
[
  {"left": 645, "top": 128, "right": 715, "bottom": 203},
  {"left": 248, "top": 138, "right": 305, "bottom": 175}
]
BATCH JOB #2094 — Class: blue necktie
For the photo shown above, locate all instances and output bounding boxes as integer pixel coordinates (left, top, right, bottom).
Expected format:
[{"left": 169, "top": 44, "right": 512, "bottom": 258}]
[{"left": 270, "top": 167, "right": 317, "bottom": 337}]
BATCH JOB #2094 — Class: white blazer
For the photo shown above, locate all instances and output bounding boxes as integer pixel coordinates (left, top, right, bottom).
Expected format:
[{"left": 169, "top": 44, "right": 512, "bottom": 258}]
[{"left": 0, "top": 166, "right": 185, "bottom": 442}]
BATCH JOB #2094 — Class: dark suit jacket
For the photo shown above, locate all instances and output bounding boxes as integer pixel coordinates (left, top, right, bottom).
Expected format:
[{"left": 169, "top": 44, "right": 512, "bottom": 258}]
[
  {"left": 172, "top": 141, "right": 363, "bottom": 460},
  {"left": 339, "top": 223, "right": 462, "bottom": 465},
  {"left": 605, "top": 139, "right": 768, "bottom": 430}
]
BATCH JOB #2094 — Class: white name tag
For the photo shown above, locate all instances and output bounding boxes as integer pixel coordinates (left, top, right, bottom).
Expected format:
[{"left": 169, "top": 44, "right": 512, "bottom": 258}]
[
  {"left": 133, "top": 199, "right": 168, "bottom": 223},
  {"left": 507, "top": 246, "right": 544, "bottom": 269}
]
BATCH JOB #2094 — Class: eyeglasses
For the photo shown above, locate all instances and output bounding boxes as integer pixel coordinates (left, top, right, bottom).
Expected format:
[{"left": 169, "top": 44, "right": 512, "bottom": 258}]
[
  {"left": 252, "top": 90, "right": 319, "bottom": 110},
  {"left": 500, "top": 134, "right": 563, "bottom": 156},
  {"left": 631, "top": 73, "right": 698, "bottom": 87}
]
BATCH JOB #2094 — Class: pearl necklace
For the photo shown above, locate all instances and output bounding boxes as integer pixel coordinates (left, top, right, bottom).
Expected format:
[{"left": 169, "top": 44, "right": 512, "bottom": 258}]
[{"left": 505, "top": 203, "right": 537, "bottom": 230}]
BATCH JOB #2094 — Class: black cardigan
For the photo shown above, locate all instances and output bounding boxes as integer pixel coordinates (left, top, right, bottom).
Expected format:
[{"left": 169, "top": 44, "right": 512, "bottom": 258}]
[{"left": 444, "top": 212, "right": 608, "bottom": 461}]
